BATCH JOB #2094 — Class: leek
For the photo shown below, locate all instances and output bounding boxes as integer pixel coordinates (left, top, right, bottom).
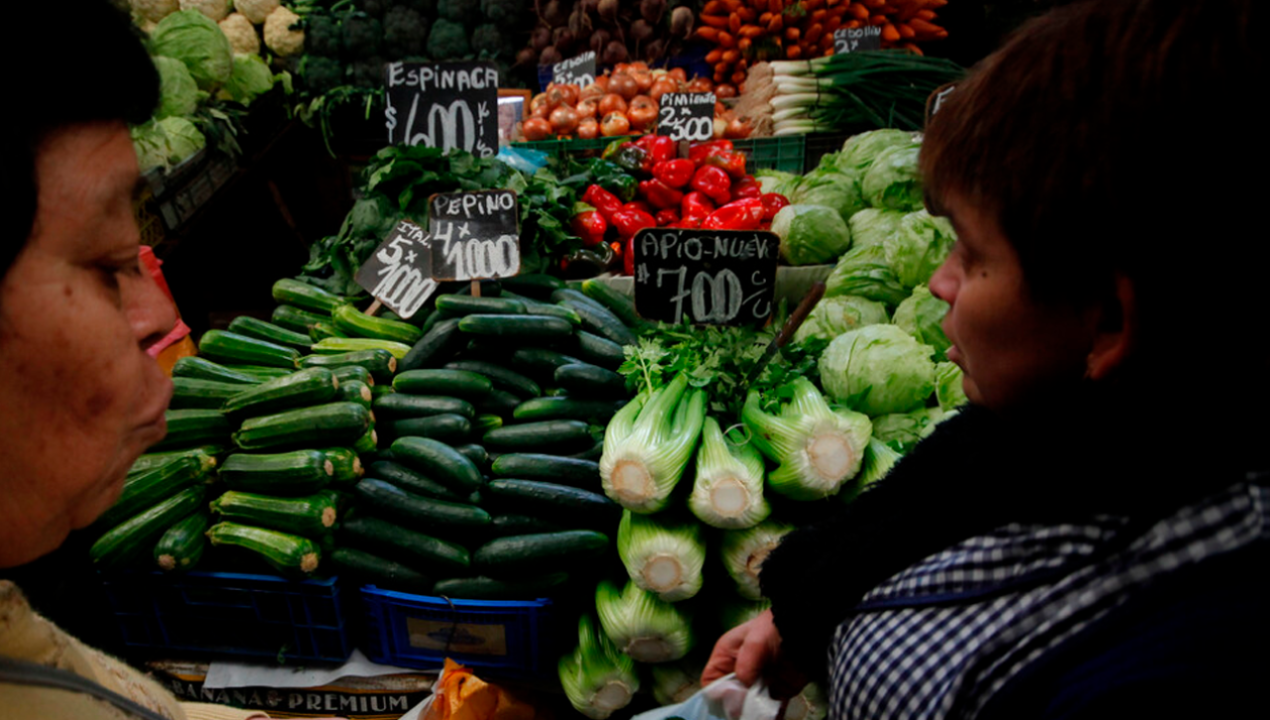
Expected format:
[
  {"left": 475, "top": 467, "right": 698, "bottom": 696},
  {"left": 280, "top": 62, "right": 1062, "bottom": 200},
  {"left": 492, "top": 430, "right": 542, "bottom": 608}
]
[
  {"left": 651, "top": 656, "right": 706, "bottom": 706},
  {"left": 601, "top": 374, "right": 707, "bottom": 514},
  {"left": 595, "top": 579, "right": 695, "bottom": 663},
  {"left": 689, "top": 417, "right": 770, "bottom": 529},
  {"left": 558, "top": 612, "right": 640, "bottom": 719},
  {"left": 742, "top": 378, "right": 872, "bottom": 500},
  {"left": 785, "top": 683, "right": 829, "bottom": 720},
  {"left": 618, "top": 510, "right": 706, "bottom": 602},
  {"left": 720, "top": 521, "right": 796, "bottom": 601}
]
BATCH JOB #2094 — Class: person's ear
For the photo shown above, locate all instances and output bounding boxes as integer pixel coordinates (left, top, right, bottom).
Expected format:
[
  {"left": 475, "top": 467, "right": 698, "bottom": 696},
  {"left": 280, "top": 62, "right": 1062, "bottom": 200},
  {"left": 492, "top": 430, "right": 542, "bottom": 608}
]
[{"left": 1086, "top": 273, "right": 1136, "bottom": 381}]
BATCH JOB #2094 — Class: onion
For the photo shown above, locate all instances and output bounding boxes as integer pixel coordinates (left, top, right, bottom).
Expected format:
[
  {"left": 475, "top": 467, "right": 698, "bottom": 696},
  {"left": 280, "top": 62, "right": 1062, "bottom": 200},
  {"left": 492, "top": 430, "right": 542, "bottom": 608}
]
[
  {"left": 629, "top": 62, "right": 650, "bottom": 73},
  {"left": 559, "top": 84, "right": 580, "bottom": 107},
  {"left": 609, "top": 72, "right": 639, "bottom": 100},
  {"left": 629, "top": 95, "right": 656, "bottom": 112},
  {"left": 598, "top": 93, "right": 628, "bottom": 116},
  {"left": 725, "top": 118, "right": 753, "bottom": 139},
  {"left": 577, "top": 97, "right": 600, "bottom": 119},
  {"left": 594, "top": 75, "right": 610, "bottom": 92},
  {"left": 601, "top": 112, "right": 631, "bottom": 137},
  {"left": 713, "top": 118, "right": 727, "bottom": 139},
  {"left": 687, "top": 78, "right": 714, "bottom": 93},
  {"left": 550, "top": 105, "right": 580, "bottom": 135},
  {"left": 649, "top": 77, "right": 679, "bottom": 103},
  {"left": 530, "top": 93, "right": 553, "bottom": 115},
  {"left": 523, "top": 117, "right": 553, "bottom": 141},
  {"left": 668, "top": 67, "right": 687, "bottom": 83},
  {"left": 577, "top": 117, "right": 600, "bottom": 140},
  {"left": 632, "top": 69, "right": 654, "bottom": 93},
  {"left": 547, "top": 86, "right": 568, "bottom": 109},
  {"left": 627, "top": 97, "right": 657, "bottom": 131},
  {"left": 715, "top": 84, "right": 738, "bottom": 99},
  {"left": 580, "top": 83, "right": 605, "bottom": 101}
]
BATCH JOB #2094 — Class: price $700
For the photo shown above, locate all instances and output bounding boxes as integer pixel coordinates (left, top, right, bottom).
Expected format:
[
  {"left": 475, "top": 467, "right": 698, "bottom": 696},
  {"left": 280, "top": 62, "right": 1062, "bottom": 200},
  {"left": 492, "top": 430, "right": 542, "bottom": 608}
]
[{"left": 655, "top": 266, "right": 772, "bottom": 324}]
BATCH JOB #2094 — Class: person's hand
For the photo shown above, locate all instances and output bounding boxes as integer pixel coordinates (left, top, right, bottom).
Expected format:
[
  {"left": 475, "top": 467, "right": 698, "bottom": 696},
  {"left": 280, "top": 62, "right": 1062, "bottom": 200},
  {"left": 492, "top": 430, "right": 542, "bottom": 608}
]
[{"left": 701, "top": 609, "right": 807, "bottom": 697}]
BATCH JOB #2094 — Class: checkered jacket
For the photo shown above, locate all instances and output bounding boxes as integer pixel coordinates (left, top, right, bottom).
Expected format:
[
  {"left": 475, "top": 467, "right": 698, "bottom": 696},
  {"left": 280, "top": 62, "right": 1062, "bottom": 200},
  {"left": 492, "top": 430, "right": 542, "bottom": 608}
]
[{"left": 826, "top": 476, "right": 1269, "bottom": 720}]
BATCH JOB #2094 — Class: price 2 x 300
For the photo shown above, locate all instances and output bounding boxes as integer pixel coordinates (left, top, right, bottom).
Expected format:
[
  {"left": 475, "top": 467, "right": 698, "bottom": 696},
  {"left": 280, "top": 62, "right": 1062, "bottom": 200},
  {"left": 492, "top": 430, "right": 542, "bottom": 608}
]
[{"left": 658, "top": 105, "right": 713, "bottom": 142}]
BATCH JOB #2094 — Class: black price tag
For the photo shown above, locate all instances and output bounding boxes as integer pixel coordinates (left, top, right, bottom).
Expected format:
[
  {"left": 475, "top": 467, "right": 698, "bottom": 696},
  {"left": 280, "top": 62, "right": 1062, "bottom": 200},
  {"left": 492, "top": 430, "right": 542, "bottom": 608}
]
[
  {"left": 656, "top": 92, "right": 716, "bottom": 143},
  {"left": 633, "top": 229, "right": 779, "bottom": 327},
  {"left": 553, "top": 51, "right": 597, "bottom": 87},
  {"left": 833, "top": 26, "right": 883, "bottom": 54},
  {"left": 355, "top": 219, "right": 439, "bottom": 320},
  {"left": 428, "top": 190, "right": 521, "bottom": 281},
  {"left": 384, "top": 61, "right": 499, "bottom": 157}
]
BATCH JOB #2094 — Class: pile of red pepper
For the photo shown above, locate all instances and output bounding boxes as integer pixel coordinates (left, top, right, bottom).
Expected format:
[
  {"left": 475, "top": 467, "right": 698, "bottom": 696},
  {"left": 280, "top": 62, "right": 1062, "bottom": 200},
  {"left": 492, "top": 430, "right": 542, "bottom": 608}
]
[{"left": 570, "top": 136, "right": 791, "bottom": 276}]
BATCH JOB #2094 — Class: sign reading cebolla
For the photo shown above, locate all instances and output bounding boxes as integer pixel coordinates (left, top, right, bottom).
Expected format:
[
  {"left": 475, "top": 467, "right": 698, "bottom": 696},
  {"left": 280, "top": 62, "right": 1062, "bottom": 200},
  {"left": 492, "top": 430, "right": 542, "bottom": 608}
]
[
  {"left": 656, "top": 92, "right": 716, "bottom": 142},
  {"left": 834, "top": 25, "right": 883, "bottom": 54},
  {"left": 633, "top": 228, "right": 779, "bottom": 327},
  {"left": 428, "top": 190, "right": 521, "bottom": 281},
  {"left": 354, "top": 219, "right": 438, "bottom": 320},
  {"left": 553, "top": 50, "right": 597, "bottom": 88},
  {"left": 384, "top": 61, "right": 499, "bottom": 157}
]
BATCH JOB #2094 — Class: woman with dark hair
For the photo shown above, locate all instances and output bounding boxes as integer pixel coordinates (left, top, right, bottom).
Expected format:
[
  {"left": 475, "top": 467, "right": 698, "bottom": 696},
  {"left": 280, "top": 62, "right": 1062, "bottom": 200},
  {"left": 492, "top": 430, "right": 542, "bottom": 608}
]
[{"left": 704, "top": 0, "right": 1267, "bottom": 717}]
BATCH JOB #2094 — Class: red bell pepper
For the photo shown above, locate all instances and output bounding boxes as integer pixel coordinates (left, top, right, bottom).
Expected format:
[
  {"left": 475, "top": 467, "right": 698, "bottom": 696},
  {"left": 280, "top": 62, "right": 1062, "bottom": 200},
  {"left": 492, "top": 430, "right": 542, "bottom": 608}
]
[
  {"left": 701, "top": 197, "right": 765, "bottom": 231},
  {"left": 731, "top": 175, "right": 762, "bottom": 199},
  {"left": 611, "top": 206, "right": 656, "bottom": 240},
  {"left": 704, "top": 151, "right": 749, "bottom": 179},
  {"left": 760, "top": 193, "right": 790, "bottom": 220},
  {"left": 690, "top": 165, "right": 733, "bottom": 205},
  {"left": 688, "top": 139, "right": 735, "bottom": 165},
  {"left": 623, "top": 237, "right": 636, "bottom": 275},
  {"left": 652, "top": 159, "right": 695, "bottom": 189},
  {"left": 647, "top": 135, "right": 676, "bottom": 165},
  {"left": 681, "top": 191, "right": 716, "bottom": 221},
  {"left": 639, "top": 179, "right": 685, "bottom": 210},
  {"left": 655, "top": 208, "right": 681, "bottom": 226},
  {"left": 570, "top": 210, "right": 608, "bottom": 247},
  {"left": 582, "top": 185, "right": 622, "bottom": 220},
  {"left": 623, "top": 200, "right": 655, "bottom": 217}
]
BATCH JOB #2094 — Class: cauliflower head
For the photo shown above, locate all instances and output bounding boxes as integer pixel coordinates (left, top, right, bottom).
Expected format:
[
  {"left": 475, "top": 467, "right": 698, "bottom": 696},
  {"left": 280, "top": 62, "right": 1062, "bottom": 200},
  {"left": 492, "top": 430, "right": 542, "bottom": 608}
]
[
  {"left": 232, "top": 0, "right": 278, "bottom": 25},
  {"left": 132, "top": 0, "right": 179, "bottom": 24},
  {"left": 219, "top": 13, "right": 260, "bottom": 55},
  {"left": 179, "top": 0, "right": 229, "bottom": 23},
  {"left": 263, "top": 6, "right": 304, "bottom": 56}
]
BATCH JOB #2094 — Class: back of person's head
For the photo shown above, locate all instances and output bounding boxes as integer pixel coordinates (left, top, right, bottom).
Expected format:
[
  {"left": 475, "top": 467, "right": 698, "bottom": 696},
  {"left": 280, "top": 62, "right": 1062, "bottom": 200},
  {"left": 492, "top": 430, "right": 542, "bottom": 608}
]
[
  {"left": 922, "top": 0, "right": 1264, "bottom": 384},
  {"left": 3, "top": 0, "right": 158, "bottom": 280}
]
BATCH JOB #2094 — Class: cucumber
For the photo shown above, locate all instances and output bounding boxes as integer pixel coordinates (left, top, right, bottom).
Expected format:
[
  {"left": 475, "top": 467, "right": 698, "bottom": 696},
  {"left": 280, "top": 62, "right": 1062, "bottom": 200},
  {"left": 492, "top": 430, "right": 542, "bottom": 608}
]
[
  {"left": 433, "top": 573, "right": 570, "bottom": 600},
  {"left": 367, "top": 460, "right": 477, "bottom": 504},
  {"left": 171, "top": 356, "right": 262, "bottom": 385},
  {"left": 354, "top": 478, "right": 491, "bottom": 531},
  {"left": 371, "top": 385, "right": 396, "bottom": 399},
  {"left": 510, "top": 348, "right": 586, "bottom": 379},
  {"left": 207, "top": 521, "right": 322, "bottom": 576},
  {"left": 223, "top": 368, "right": 339, "bottom": 418},
  {"left": 309, "top": 321, "right": 348, "bottom": 342},
  {"left": 434, "top": 295, "right": 526, "bottom": 316},
  {"left": 227, "top": 316, "right": 313, "bottom": 351},
  {"left": 490, "top": 454, "right": 602, "bottom": 489},
  {"left": 473, "top": 530, "right": 609, "bottom": 576},
  {"left": 312, "top": 337, "right": 413, "bottom": 360},
  {"left": 96, "top": 455, "right": 209, "bottom": 530},
  {"left": 353, "top": 427, "right": 379, "bottom": 454},
  {"left": 475, "top": 389, "right": 522, "bottom": 418},
  {"left": 128, "top": 447, "right": 219, "bottom": 477},
  {"left": 90, "top": 486, "right": 207, "bottom": 571},
  {"left": 512, "top": 397, "right": 624, "bottom": 424},
  {"left": 328, "top": 547, "right": 433, "bottom": 593},
  {"left": 153, "top": 509, "right": 210, "bottom": 573},
  {"left": 331, "top": 365, "right": 374, "bottom": 388},
  {"left": 272, "top": 278, "right": 347, "bottom": 314},
  {"left": 211, "top": 491, "right": 339, "bottom": 538},
  {"left": 393, "top": 369, "right": 491, "bottom": 399},
  {"left": 300, "top": 350, "right": 397, "bottom": 384},
  {"left": 322, "top": 447, "right": 363, "bottom": 485},
  {"left": 564, "top": 440, "right": 605, "bottom": 461},
  {"left": 476, "top": 414, "right": 502, "bottom": 433},
  {"left": 338, "top": 379, "right": 374, "bottom": 409},
  {"left": 223, "top": 365, "right": 296, "bottom": 382},
  {"left": 340, "top": 515, "right": 471, "bottom": 572},
  {"left": 219, "top": 449, "right": 334, "bottom": 495},
  {"left": 272, "top": 305, "right": 330, "bottom": 335},
  {"left": 551, "top": 287, "right": 608, "bottom": 310},
  {"left": 570, "top": 331, "right": 627, "bottom": 369},
  {"left": 150, "top": 409, "right": 232, "bottom": 451},
  {"left": 555, "top": 363, "right": 627, "bottom": 397},
  {"left": 443, "top": 360, "right": 541, "bottom": 399},
  {"left": 484, "top": 479, "right": 621, "bottom": 522},
  {"left": 198, "top": 330, "right": 300, "bottom": 370},
  {"left": 400, "top": 318, "right": 466, "bottom": 372},
  {"left": 457, "top": 314, "right": 574, "bottom": 341},
  {"left": 232, "top": 402, "right": 371, "bottom": 451},
  {"left": 453, "top": 444, "right": 489, "bottom": 471},
  {"left": 557, "top": 296, "right": 638, "bottom": 347},
  {"left": 383, "top": 413, "right": 472, "bottom": 443},
  {"left": 373, "top": 394, "right": 475, "bottom": 420},
  {"left": 390, "top": 436, "right": 485, "bottom": 492},
  {"left": 517, "top": 301, "right": 582, "bottom": 327},
  {"left": 482, "top": 420, "right": 594, "bottom": 453},
  {"left": 581, "top": 278, "right": 645, "bottom": 329},
  {"left": 500, "top": 273, "right": 564, "bottom": 299},
  {"left": 490, "top": 513, "right": 566, "bottom": 537},
  {"left": 169, "top": 377, "right": 242, "bottom": 410},
  {"left": 332, "top": 303, "right": 423, "bottom": 345}
]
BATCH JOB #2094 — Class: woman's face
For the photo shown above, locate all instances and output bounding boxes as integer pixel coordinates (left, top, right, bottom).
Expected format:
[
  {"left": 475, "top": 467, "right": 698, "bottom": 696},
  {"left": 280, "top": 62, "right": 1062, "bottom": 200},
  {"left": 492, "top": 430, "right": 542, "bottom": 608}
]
[
  {"left": 0, "top": 121, "right": 176, "bottom": 567},
  {"left": 928, "top": 194, "right": 1097, "bottom": 412}
]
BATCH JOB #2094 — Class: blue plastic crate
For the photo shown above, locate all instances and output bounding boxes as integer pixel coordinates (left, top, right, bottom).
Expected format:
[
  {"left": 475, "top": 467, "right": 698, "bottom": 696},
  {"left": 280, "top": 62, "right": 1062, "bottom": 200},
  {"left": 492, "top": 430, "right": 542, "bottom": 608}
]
[
  {"left": 101, "top": 571, "right": 352, "bottom": 663},
  {"left": 357, "top": 585, "right": 554, "bottom": 680}
]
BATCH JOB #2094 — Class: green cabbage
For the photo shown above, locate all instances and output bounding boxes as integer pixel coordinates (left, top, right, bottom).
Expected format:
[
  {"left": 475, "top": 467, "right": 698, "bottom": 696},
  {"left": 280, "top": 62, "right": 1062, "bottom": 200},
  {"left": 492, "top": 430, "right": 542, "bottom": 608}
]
[
  {"left": 152, "top": 56, "right": 202, "bottom": 119},
  {"left": 935, "top": 362, "right": 968, "bottom": 411},
  {"left": 886, "top": 210, "right": 956, "bottom": 289},
  {"left": 130, "top": 116, "right": 206, "bottom": 173},
  {"left": 755, "top": 168, "right": 802, "bottom": 198},
  {"left": 848, "top": 208, "right": 906, "bottom": 250},
  {"left": 820, "top": 324, "right": 936, "bottom": 415},
  {"left": 835, "top": 129, "right": 918, "bottom": 175},
  {"left": 222, "top": 53, "right": 275, "bottom": 106},
  {"left": 148, "top": 10, "right": 233, "bottom": 90},
  {"left": 861, "top": 143, "right": 923, "bottom": 212},
  {"left": 871, "top": 407, "right": 946, "bottom": 453},
  {"left": 892, "top": 285, "right": 950, "bottom": 358},
  {"left": 772, "top": 204, "right": 853, "bottom": 266},
  {"left": 793, "top": 295, "right": 889, "bottom": 343},
  {"left": 824, "top": 244, "right": 909, "bottom": 307},
  {"left": 792, "top": 169, "right": 867, "bottom": 223}
]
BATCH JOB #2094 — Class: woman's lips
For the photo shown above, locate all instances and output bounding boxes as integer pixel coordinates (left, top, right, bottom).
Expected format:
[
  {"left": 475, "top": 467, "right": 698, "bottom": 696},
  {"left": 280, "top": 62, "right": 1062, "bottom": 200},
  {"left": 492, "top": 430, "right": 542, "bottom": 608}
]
[{"left": 946, "top": 345, "right": 963, "bottom": 365}]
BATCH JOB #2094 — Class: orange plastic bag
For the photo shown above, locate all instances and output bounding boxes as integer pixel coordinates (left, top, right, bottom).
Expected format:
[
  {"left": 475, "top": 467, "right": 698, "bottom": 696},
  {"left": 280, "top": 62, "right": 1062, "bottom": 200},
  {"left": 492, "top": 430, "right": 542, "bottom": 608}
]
[{"left": 422, "top": 660, "right": 537, "bottom": 720}]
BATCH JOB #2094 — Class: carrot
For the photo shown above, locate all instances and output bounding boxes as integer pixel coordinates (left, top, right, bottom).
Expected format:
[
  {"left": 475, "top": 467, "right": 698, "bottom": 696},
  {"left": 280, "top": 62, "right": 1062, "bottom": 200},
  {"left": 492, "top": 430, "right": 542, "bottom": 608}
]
[
  {"left": 704, "top": 0, "right": 725, "bottom": 14},
  {"left": 702, "top": 15, "right": 730, "bottom": 28},
  {"left": 820, "top": 32, "right": 836, "bottom": 50},
  {"left": 731, "top": 70, "right": 748, "bottom": 85},
  {"left": 769, "top": 0, "right": 782, "bottom": 13},
  {"left": 738, "top": 37, "right": 752, "bottom": 52},
  {"left": 908, "top": 17, "right": 944, "bottom": 35},
  {"left": 925, "top": 0, "right": 948, "bottom": 8},
  {"left": 706, "top": 48, "right": 725, "bottom": 64},
  {"left": 739, "top": 25, "right": 766, "bottom": 39},
  {"left": 722, "top": 49, "right": 740, "bottom": 64},
  {"left": 805, "top": 23, "right": 824, "bottom": 45},
  {"left": 767, "top": 14, "right": 783, "bottom": 32},
  {"left": 811, "top": 9, "right": 827, "bottom": 23},
  {"left": 846, "top": 19, "right": 861, "bottom": 29},
  {"left": 696, "top": 26, "right": 721, "bottom": 41},
  {"left": 723, "top": 0, "right": 743, "bottom": 11},
  {"left": 848, "top": 4, "right": 870, "bottom": 20},
  {"left": 803, "top": 0, "right": 825, "bottom": 10},
  {"left": 729, "top": 14, "right": 742, "bottom": 34},
  {"left": 738, "top": 7, "right": 757, "bottom": 22},
  {"left": 714, "top": 61, "right": 732, "bottom": 77},
  {"left": 786, "top": 44, "right": 803, "bottom": 59},
  {"left": 915, "top": 9, "right": 937, "bottom": 21},
  {"left": 759, "top": 11, "right": 772, "bottom": 24},
  {"left": 862, "top": 0, "right": 886, "bottom": 8},
  {"left": 717, "top": 31, "right": 736, "bottom": 47},
  {"left": 825, "top": 16, "right": 842, "bottom": 33},
  {"left": 785, "top": 26, "right": 800, "bottom": 41},
  {"left": 870, "top": 15, "right": 887, "bottom": 25},
  {"left": 897, "top": 23, "right": 915, "bottom": 39},
  {"left": 881, "top": 22, "right": 901, "bottom": 42},
  {"left": 750, "top": 0, "right": 767, "bottom": 8}
]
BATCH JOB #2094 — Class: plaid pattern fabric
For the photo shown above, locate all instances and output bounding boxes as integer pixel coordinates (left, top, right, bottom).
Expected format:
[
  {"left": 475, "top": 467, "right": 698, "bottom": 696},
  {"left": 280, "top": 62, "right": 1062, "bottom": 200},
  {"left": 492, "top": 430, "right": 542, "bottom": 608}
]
[{"left": 827, "top": 478, "right": 1269, "bottom": 720}]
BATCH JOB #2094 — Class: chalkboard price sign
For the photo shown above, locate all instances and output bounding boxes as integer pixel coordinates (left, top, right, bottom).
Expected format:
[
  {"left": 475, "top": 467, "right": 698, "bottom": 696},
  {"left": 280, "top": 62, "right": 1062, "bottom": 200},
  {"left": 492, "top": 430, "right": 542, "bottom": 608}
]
[
  {"left": 833, "top": 26, "right": 883, "bottom": 54},
  {"left": 553, "top": 51, "right": 597, "bottom": 88},
  {"left": 384, "top": 61, "right": 499, "bottom": 157},
  {"left": 633, "top": 228, "right": 779, "bottom": 327},
  {"left": 428, "top": 190, "right": 521, "bottom": 281},
  {"left": 656, "top": 92, "right": 716, "bottom": 142},
  {"left": 354, "top": 219, "right": 439, "bottom": 320}
]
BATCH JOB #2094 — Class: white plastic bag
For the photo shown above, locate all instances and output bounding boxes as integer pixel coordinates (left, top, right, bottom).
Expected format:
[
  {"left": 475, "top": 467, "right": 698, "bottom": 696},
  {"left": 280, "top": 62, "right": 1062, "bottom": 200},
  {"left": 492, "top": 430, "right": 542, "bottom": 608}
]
[{"left": 632, "top": 674, "right": 784, "bottom": 720}]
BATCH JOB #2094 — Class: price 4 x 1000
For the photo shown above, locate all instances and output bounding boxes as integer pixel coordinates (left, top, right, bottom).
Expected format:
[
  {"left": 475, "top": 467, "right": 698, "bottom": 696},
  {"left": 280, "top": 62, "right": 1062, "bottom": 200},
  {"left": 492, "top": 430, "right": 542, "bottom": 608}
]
[{"left": 655, "top": 266, "right": 772, "bottom": 324}]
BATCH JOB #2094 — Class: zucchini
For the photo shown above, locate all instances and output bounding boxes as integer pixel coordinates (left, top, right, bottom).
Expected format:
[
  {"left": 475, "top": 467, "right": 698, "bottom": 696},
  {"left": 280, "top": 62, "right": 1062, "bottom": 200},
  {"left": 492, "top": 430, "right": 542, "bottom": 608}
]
[
  {"left": 390, "top": 436, "right": 485, "bottom": 492},
  {"left": 517, "top": 302, "right": 582, "bottom": 326},
  {"left": 490, "top": 513, "right": 566, "bottom": 537},
  {"left": 373, "top": 394, "right": 475, "bottom": 420},
  {"left": 309, "top": 321, "right": 348, "bottom": 342},
  {"left": 272, "top": 278, "right": 347, "bottom": 314},
  {"left": 219, "top": 449, "right": 334, "bottom": 495},
  {"left": 383, "top": 413, "right": 472, "bottom": 443},
  {"left": 456, "top": 314, "right": 574, "bottom": 341},
  {"left": 272, "top": 305, "right": 330, "bottom": 335},
  {"left": 581, "top": 278, "right": 645, "bottom": 329},
  {"left": 340, "top": 515, "right": 471, "bottom": 572},
  {"left": 393, "top": 369, "right": 491, "bottom": 399},
  {"left": 570, "top": 331, "right": 627, "bottom": 369},
  {"left": 331, "top": 364, "right": 374, "bottom": 388},
  {"left": 483, "top": 420, "right": 594, "bottom": 453},
  {"left": 499, "top": 273, "right": 565, "bottom": 299},
  {"left": 206, "top": 521, "right": 321, "bottom": 576},
  {"left": 97, "top": 455, "right": 208, "bottom": 530},
  {"left": 322, "top": 447, "right": 363, "bottom": 485},
  {"left": 400, "top": 318, "right": 466, "bottom": 373},
  {"left": 128, "top": 447, "right": 219, "bottom": 477},
  {"left": 555, "top": 363, "right": 627, "bottom": 397},
  {"left": 475, "top": 389, "right": 522, "bottom": 418},
  {"left": 171, "top": 356, "right": 262, "bottom": 385},
  {"left": 222, "top": 368, "right": 339, "bottom": 418},
  {"left": 223, "top": 365, "right": 294, "bottom": 382},
  {"left": 300, "top": 349, "right": 397, "bottom": 384},
  {"left": 371, "top": 384, "right": 396, "bottom": 399},
  {"left": 332, "top": 303, "right": 423, "bottom": 345},
  {"left": 473, "top": 530, "right": 609, "bottom": 576},
  {"left": 557, "top": 296, "right": 638, "bottom": 347},
  {"left": 312, "top": 337, "right": 413, "bottom": 359},
  {"left": 227, "top": 316, "right": 313, "bottom": 351},
  {"left": 353, "top": 428, "right": 379, "bottom": 454},
  {"left": 232, "top": 402, "right": 371, "bottom": 451},
  {"left": 484, "top": 479, "right": 621, "bottom": 522},
  {"left": 510, "top": 348, "right": 586, "bottom": 379},
  {"left": 328, "top": 547, "right": 433, "bottom": 593},
  {"left": 198, "top": 330, "right": 300, "bottom": 370},
  {"left": 434, "top": 295, "right": 525, "bottom": 316},
  {"left": 433, "top": 573, "right": 570, "bottom": 600},
  {"left": 211, "top": 490, "right": 339, "bottom": 538},
  {"left": 367, "top": 460, "right": 477, "bottom": 504},
  {"left": 169, "top": 377, "right": 242, "bottom": 410},
  {"left": 153, "top": 509, "right": 210, "bottom": 573},
  {"left": 354, "top": 478, "right": 491, "bottom": 531},
  {"left": 338, "top": 379, "right": 374, "bottom": 409},
  {"left": 512, "top": 397, "right": 623, "bottom": 424},
  {"left": 443, "top": 360, "right": 541, "bottom": 399},
  {"left": 150, "top": 409, "right": 232, "bottom": 451},
  {"left": 90, "top": 485, "right": 207, "bottom": 571},
  {"left": 453, "top": 444, "right": 489, "bottom": 471},
  {"left": 490, "top": 454, "right": 601, "bottom": 489}
]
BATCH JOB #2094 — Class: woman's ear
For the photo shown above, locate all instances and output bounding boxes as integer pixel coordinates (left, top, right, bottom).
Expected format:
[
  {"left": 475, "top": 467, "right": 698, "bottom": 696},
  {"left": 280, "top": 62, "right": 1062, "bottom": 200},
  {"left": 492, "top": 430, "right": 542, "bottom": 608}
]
[{"left": 1086, "top": 273, "right": 1136, "bottom": 381}]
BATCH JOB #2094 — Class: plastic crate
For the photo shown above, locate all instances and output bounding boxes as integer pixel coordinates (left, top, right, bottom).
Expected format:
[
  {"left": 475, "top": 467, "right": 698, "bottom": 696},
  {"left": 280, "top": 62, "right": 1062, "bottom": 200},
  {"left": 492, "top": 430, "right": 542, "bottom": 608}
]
[
  {"left": 801, "top": 132, "right": 854, "bottom": 173},
  {"left": 101, "top": 571, "right": 353, "bottom": 663},
  {"left": 511, "top": 136, "right": 634, "bottom": 165},
  {"left": 357, "top": 585, "right": 554, "bottom": 679},
  {"left": 732, "top": 135, "right": 806, "bottom": 174}
]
